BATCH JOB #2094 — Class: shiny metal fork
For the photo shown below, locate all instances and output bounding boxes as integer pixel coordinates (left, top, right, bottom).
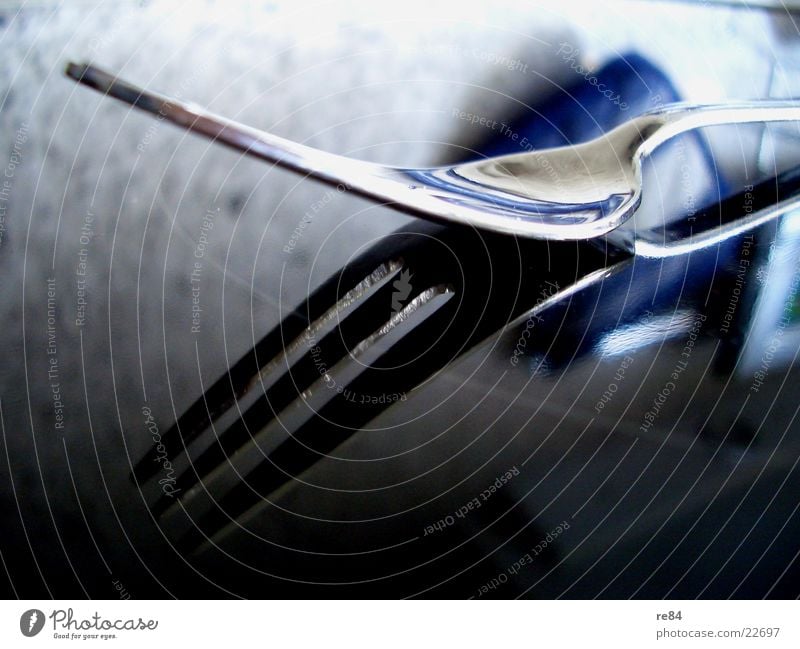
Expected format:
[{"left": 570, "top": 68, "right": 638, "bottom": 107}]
[
  {"left": 65, "top": 62, "right": 800, "bottom": 241},
  {"left": 126, "top": 220, "right": 606, "bottom": 553}
]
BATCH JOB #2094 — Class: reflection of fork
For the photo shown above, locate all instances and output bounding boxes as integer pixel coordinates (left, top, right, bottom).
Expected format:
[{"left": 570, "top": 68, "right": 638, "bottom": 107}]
[
  {"left": 129, "top": 221, "right": 607, "bottom": 553},
  {"left": 66, "top": 62, "right": 800, "bottom": 241},
  {"left": 130, "top": 167, "right": 800, "bottom": 556}
]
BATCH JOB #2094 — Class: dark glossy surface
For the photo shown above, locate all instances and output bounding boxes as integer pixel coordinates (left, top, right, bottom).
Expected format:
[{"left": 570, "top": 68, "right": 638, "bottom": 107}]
[{"left": 174, "top": 177, "right": 800, "bottom": 597}]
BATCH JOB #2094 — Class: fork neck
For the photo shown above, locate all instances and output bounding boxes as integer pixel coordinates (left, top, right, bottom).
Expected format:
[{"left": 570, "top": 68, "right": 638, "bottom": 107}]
[{"left": 631, "top": 100, "right": 800, "bottom": 159}]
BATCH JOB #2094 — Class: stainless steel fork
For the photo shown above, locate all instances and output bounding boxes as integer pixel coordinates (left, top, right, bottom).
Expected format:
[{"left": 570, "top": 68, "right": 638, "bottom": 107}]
[
  {"left": 66, "top": 61, "right": 800, "bottom": 241},
  {"left": 130, "top": 221, "right": 608, "bottom": 553}
]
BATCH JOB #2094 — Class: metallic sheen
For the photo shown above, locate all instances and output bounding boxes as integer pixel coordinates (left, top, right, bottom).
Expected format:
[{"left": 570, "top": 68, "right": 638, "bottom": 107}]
[{"left": 66, "top": 61, "right": 800, "bottom": 240}]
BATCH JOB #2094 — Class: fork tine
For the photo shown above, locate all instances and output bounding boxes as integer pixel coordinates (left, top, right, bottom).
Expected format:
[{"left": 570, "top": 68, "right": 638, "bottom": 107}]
[
  {"left": 65, "top": 61, "right": 378, "bottom": 198},
  {"left": 134, "top": 258, "right": 405, "bottom": 484},
  {"left": 160, "top": 284, "right": 455, "bottom": 549},
  {"left": 148, "top": 260, "right": 424, "bottom": 513},
  {"left": 136, "top": 217, "right": 609, "bottom": 553}
]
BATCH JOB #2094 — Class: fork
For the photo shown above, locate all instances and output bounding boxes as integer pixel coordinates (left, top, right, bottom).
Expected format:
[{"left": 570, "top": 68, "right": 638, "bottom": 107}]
[
  {"left": 125, "top": 219, "right": 607, "bottom": 553},
  {"left": 65, "top": 61, "right": 800, "bottom": 241}
]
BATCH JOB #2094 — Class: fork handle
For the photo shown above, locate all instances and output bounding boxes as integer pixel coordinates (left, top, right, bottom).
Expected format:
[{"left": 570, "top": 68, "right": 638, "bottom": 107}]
[
  {"left": 64, "top": 62, "right": 384, "bottom": 192},
  {"left": 638, "top": 100, "right": 800, "bottom": 156}
]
